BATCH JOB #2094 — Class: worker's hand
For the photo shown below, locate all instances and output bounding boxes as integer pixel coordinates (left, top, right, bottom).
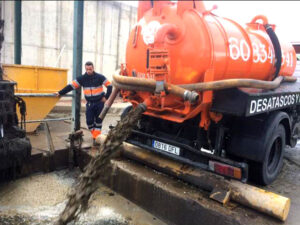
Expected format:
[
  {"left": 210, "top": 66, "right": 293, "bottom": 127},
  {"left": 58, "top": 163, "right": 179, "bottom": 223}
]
[
  {"left": 54, "top": 92, "right": 60, "bottom": 97},
  {"left": 101, "top": 97, "right": 107, "bottom": 103}
]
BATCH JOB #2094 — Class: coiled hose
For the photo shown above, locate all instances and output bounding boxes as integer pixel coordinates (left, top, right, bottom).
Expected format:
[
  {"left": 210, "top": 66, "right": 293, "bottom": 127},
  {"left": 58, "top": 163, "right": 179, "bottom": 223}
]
[{"left": 251, "top": 15, "right": 282, "bottom": 80}]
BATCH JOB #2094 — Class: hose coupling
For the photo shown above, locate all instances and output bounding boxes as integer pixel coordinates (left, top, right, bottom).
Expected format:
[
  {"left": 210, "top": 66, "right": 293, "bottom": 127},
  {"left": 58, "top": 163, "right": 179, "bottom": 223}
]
[{"left": 183, "top": 90, "right": 199, "bottom": 103}]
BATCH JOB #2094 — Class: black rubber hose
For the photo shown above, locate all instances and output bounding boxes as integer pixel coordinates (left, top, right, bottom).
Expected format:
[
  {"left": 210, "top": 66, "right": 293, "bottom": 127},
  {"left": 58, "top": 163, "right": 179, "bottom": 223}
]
[{"left": 264, "top": 24, "right": 282, "bottom": 80}]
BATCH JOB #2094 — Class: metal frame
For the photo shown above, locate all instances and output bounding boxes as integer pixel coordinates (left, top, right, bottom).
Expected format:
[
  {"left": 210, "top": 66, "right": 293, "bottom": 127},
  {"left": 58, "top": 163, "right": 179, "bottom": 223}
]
[
  {"left": 72, "top": 1, "right": 84, "bottom": 132},
  {"left": 12, "top": 2, "right": 84, "bottom": 132},
  {"left": 15, "top": 93, "right": 73, "bottom": 97},
  {"left": 14, "top": 0, "right": 21, "bottom": 64},
  {"left": 23, "top": 117, "right": 72, "bottom": 123}
]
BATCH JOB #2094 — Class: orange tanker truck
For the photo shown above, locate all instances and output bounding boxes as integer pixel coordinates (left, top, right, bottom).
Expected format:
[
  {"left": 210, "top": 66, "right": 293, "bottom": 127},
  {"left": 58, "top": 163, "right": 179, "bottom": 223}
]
[{"left": 103, "top": 1, "right": 299, "bottom": 185}]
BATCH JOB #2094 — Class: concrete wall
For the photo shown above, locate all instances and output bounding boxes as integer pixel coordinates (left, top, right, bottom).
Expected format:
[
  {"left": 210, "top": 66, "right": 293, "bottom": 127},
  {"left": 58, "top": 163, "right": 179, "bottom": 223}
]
[{"left": 1, "top": 1, "right": 137, "bottom": 82}]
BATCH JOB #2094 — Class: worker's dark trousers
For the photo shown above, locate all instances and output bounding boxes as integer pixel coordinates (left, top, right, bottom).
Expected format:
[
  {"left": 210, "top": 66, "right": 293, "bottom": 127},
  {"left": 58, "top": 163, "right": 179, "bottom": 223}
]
[{"left": 86, "top": 101, "right": 104, "bottom": 139}]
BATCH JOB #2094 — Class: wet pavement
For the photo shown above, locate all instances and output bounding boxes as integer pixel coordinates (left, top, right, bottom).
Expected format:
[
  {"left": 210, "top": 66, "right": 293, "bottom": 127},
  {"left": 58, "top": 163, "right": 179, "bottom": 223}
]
[{"left": 266, "top": 146, "right": 300, "bottom": 225}]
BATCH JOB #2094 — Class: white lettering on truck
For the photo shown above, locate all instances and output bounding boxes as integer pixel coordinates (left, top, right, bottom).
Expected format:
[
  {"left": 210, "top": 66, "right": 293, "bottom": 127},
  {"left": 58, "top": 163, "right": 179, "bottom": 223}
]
[{"left": 248, "top": 93, "right": 300, "bottom": 115}]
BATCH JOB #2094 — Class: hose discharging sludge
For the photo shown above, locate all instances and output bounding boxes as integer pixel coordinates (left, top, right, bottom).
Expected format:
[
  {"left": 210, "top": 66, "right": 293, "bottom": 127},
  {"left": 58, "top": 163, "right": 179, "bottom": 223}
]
[{"left": 55, "top": 102, "right": 148, "bottom": 225}]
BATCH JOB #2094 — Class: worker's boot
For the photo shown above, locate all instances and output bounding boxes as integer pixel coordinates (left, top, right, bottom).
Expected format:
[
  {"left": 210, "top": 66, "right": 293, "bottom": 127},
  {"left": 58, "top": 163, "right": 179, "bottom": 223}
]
[{"left": 91, "top": 129, "right": 101, "bottom": 147}]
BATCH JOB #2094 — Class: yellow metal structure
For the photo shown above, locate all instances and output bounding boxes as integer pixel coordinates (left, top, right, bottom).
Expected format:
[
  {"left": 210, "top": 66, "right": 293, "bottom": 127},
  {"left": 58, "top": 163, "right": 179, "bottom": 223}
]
[{"left": 2, "top": 64, "right": 67, "bottom": 132}]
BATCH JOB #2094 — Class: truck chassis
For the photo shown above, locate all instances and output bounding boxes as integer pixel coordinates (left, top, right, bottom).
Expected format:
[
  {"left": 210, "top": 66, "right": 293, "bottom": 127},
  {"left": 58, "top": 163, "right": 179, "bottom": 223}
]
[{"left": 124, "top": 77, "right": 300, "bottom": 185}]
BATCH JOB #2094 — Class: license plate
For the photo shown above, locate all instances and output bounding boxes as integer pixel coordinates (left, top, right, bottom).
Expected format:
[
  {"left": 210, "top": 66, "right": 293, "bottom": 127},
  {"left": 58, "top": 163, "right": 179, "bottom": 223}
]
[{"left": 152, "top": 140, "right": 180, "bottom": 156}]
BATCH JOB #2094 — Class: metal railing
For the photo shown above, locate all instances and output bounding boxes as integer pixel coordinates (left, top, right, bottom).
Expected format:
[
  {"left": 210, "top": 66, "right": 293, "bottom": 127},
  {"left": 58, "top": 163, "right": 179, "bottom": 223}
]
[
  {"left": 24, "top": 117, "right": 72, "bottom": 123},
  {"left": 15, "top": 93, "right": 73, "bottom": 97}
]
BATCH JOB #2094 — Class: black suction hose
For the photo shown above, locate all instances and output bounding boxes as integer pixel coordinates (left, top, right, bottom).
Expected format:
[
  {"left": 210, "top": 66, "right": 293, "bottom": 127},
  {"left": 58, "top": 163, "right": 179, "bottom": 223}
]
[{"left": 264, "top": 24, "right": 282, "bottom": 80}]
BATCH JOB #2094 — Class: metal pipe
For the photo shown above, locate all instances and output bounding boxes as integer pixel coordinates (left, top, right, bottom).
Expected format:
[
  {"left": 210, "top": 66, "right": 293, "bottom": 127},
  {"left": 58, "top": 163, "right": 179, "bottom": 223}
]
[
  {"left": 16, "top": 93, "right": 73, "bottom": 97},
  {"left": 14, "top": 0, "right": 22, "bottom": 64},
  {"left": 115, "top": 3, "right": 122, "bottom": 70},
  {"left": 44, "top": 122, "right": 55, "bottom": 154},
  {"left": 72, "top": 0, "right": 84, "bottom": 132},
  {"left": 23, "top": 117, "right": 72, "bottom": 123},
  {"left": 55, "top": 44, "right": 66, "bottom": 67}
]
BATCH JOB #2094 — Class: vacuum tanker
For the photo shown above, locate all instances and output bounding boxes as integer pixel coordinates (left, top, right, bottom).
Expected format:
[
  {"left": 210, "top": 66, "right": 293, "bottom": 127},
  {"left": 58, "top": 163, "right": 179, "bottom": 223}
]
[{"left": 108, "top": 0, "right": 299, "bottom": 185}]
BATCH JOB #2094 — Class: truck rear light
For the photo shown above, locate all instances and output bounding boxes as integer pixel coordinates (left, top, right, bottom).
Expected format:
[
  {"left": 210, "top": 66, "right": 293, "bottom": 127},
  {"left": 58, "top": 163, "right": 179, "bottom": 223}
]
[{"left": 209, "top": 161, "right": 242, "bottom": 180}]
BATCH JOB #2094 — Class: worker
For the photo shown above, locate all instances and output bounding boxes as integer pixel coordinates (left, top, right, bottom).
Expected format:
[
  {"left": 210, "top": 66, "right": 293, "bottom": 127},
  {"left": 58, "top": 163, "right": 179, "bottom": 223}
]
[{"left": 56, "top": 61, "right": 112, "bottom": 145}]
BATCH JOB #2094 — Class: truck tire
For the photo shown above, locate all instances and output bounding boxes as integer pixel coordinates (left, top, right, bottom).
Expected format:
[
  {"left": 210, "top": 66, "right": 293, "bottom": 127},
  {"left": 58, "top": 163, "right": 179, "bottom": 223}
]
[
  {"left": 251, "top": 124, "right": 285, "bottom": 185},
  {"left": 121, "top": 105, "right": 133, "bottom": 120}
]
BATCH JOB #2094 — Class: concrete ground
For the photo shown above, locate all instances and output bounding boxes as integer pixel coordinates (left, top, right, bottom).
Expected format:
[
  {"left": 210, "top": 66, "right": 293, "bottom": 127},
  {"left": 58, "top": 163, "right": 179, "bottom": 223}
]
[{"left": 28, "top": 99, "right": 130, "bottom": 154}]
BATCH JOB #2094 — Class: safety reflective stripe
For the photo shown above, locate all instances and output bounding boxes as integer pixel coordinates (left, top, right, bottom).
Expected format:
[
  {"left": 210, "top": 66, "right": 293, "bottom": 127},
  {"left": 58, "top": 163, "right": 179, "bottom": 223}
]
[
  {"left": 71, "top": 80, "right": 80, "bottom": 89},
  {"left": 94, "top": 128, "right": 101, "bottom": 131},
  {"left": 103, "top": 79, "right": 111, "bottom": 87},
  {"left": 83, "top": 91, "right": 104, "bottom": 97},
  {"left": 83, "top": 86, "right": 104, "bottom": 96},
  {"left": 84, "top": 86, "right": 103, "bottom": 90},
  {"left": 95, "top": 123, "right": 102, "bottom": 128}
]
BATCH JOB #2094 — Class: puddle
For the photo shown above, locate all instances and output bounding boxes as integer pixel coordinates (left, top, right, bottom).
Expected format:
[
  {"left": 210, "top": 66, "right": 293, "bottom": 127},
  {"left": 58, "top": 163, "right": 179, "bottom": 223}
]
[{"left": 0, "top": 169, "right": 165, "bottom": 225}]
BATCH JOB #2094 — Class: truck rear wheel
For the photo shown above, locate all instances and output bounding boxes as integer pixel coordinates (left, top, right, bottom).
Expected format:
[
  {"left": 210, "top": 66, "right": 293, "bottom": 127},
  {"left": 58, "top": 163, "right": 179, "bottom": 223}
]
[{"left": 251, "top": 124, "right": 285, "bottom": 185}]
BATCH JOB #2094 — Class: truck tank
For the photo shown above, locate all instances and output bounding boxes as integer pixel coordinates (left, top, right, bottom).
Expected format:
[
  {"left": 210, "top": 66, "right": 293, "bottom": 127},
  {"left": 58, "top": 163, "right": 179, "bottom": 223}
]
[
  {"left": 119, "top": 0, "right": 297, "bottom": 125},
  {"left": 127, "top": 1, "right": 296, "bottom": 82}
]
